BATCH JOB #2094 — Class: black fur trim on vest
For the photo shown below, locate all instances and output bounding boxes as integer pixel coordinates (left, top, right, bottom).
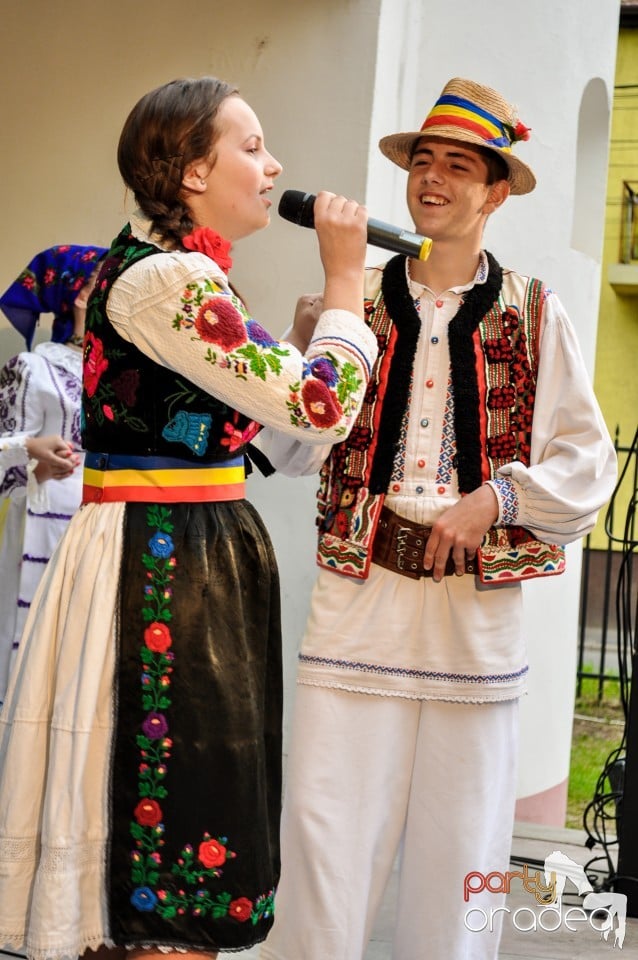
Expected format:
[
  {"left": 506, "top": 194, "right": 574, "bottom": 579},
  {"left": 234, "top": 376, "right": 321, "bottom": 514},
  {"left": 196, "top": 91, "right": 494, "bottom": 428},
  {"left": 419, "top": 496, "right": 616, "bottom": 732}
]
[
  {"left": 448, "top": 251, "right": 503, "bottom": 493},
  {"left": 367, "top": 251, "right": 503, "bottom": 497},
  {"left": 369, "top": 255, "right": 422, "bottom": 495}
]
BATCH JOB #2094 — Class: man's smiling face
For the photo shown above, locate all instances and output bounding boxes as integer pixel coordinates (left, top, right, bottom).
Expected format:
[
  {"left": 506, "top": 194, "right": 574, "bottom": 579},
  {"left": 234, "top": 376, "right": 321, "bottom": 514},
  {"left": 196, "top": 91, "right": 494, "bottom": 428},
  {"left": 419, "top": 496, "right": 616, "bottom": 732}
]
[{"left": 406, "top": 136, "right": 508, "bottom": 245}]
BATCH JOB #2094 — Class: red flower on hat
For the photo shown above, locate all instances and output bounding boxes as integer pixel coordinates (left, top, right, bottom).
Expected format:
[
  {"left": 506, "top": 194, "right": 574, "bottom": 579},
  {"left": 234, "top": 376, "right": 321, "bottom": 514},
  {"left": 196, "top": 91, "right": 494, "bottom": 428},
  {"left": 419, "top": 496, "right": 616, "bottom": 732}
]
[{"left": 513, "top": 121, "right": 531, "bottom": 142}]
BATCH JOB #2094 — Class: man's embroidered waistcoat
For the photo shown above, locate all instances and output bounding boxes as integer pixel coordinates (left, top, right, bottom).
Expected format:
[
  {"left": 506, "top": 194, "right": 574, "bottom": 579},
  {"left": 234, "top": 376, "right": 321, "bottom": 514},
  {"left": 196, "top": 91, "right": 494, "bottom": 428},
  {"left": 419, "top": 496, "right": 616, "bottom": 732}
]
[{"left": 316, "top": 253, "right": 565, "bottom": 583}]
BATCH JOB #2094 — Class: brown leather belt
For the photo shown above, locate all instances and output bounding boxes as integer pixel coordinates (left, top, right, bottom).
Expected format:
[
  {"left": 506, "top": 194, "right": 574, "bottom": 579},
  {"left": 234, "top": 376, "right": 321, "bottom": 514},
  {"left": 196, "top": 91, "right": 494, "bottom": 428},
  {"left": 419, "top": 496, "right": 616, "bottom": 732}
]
[{"left": 371, "top": 505, "right": 476, "bottom": 580}]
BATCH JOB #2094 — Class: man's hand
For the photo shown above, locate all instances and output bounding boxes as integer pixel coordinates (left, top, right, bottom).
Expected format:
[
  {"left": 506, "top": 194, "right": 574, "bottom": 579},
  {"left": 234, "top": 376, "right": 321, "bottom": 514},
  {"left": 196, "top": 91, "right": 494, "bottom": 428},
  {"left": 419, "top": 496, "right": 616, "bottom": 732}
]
[
  {"left": 284, "top": 294, "right": 324, "bottom": 352},
  {"left": 423, "top": 484, "right": 499, "bottom": 582}
]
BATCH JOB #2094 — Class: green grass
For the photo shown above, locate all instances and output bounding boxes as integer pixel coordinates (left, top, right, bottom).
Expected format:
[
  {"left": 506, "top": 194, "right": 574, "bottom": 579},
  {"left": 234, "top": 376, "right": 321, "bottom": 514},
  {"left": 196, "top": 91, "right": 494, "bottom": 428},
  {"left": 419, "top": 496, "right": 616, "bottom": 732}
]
[{"left": 566, "top": 666, "right": 625, "bottom": 829}]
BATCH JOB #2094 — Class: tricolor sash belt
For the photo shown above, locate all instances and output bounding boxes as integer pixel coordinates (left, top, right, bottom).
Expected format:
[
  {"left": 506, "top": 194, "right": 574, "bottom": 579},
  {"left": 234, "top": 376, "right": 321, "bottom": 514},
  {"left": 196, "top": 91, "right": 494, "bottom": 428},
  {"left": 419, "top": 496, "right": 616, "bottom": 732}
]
[{"left": 82, "top": 452, "right": 246, "bottom": 504}]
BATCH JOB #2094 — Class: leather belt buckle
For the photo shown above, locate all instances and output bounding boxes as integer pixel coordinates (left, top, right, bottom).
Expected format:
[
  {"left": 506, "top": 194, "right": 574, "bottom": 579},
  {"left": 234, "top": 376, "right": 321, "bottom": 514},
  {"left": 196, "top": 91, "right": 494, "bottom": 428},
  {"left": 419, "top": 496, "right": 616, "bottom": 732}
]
[
  {"left": 372, "top": 505, "right": 475, "bottom": 580},
  {"left": 396, "top": 525, "right": 428, "bottom": 578}
]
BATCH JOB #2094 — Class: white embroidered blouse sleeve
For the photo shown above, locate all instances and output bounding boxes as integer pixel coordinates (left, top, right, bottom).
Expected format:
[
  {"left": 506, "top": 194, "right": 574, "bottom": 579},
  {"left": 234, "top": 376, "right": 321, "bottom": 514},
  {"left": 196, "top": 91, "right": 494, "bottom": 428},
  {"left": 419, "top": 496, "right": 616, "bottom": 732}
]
[
  {"left": 107, "top": 251, "right": 378, "bottom": 445},
  {"left": 252, "top": 428, "right": 333, "bottom": 477},
  {"left": 0, "top": 355, "right": 42, "bottom": 493},
  {"left": 486, "top": 293, "right": 617, "bottom": 544},
  {"left": 0, "top": 354, "right": 52, "bottom": 509}
]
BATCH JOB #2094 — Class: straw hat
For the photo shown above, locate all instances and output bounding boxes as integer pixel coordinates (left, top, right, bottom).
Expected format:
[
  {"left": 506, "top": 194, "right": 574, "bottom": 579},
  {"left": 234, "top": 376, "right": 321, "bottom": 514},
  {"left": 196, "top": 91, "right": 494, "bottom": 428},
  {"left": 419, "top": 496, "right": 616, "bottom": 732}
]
[{"left": 379, "top": 78, "right": 536, "bottom": 195}]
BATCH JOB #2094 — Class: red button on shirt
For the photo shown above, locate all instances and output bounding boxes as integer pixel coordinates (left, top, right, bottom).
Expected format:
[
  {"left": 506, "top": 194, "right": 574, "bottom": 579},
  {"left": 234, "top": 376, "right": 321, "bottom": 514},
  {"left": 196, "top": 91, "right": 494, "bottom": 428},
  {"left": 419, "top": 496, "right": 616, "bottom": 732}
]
[
  {"left": 435, "top": 299, "right": 444, "bottom": 308},
  {"left": 392, "top": 483, "right": 401, "bottom": 492},
  {"left": 417, "top": 459, "right": 425, "bottom": 468},
  {"left": 437, "top": 486, "right": 446, "bottom": 495},
  {"left": 425, "top": 379, "right": 434, "bottom": 388}
]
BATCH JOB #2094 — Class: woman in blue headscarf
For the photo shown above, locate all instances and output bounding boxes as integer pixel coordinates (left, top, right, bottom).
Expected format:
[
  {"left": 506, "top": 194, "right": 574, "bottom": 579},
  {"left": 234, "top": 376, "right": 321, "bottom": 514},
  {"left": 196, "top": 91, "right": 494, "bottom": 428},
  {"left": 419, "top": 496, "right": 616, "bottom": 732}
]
[{"left": 0, "top": 243, "right": 106, "bottom": 703}]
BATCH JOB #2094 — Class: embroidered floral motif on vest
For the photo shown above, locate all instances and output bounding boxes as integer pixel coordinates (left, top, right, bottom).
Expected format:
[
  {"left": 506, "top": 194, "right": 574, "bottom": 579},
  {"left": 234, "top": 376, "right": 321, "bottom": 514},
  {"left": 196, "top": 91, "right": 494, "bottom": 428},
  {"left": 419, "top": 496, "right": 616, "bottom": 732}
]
[
  {"left": 475, "top": 271, "right": 565, "bottom": 581},
  {"left": 82, "top": 225, "right": 260, "bottom": 462}
]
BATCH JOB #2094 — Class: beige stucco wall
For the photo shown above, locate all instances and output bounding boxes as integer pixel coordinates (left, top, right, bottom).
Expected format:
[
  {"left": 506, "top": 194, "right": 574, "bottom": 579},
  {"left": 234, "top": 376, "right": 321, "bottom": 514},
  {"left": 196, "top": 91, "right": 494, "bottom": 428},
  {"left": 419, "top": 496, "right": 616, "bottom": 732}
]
[
  {"left": 595, "top": 25, "right": 638, "bottom": 439},
  {"left": 0, "top": 0, "right": 381, "bottom": 360},
  {"left": 590, "top": 24, "right": 638, "bottom": 549},
  {"left": 0, "top": 0, "right": 621, "bottom": 825}
]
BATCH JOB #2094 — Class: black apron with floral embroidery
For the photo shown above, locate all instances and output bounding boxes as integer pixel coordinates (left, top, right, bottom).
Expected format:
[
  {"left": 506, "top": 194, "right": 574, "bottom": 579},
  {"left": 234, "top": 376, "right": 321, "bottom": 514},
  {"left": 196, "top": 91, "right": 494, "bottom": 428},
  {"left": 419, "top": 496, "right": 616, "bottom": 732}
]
[{"left": 86, "top": 227, "right": 282, "bottom": 951}]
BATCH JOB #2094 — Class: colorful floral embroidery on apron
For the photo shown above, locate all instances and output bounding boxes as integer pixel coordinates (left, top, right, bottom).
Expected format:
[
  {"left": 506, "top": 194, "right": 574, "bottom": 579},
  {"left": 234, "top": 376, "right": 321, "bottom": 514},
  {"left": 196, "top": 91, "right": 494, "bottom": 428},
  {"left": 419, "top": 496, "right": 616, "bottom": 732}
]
[{"left": 129, "top": 504, "right": 275, "bottom": 925}]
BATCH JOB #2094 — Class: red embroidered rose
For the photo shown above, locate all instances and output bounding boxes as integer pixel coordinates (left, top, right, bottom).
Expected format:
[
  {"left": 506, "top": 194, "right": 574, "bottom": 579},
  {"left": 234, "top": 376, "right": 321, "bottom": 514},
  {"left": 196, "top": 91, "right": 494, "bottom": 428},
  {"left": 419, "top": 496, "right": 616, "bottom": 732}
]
[
  {"left": 112, "top": 369, "right": 140, "bottom": 406},
  {"left": 84, "top": 332, "right": 109, "bottom": 397},
  {"left": 144, "top": 622, "right": 173, "bottom": 654},
  {"left": 198, "top": 838, "right": 227, "bottom": 868},
  {"left": 335, "top": 511, "right": 350, "bottom": 536},
  {"left": 183, "top": 227, "right": 233, "bottom": 273},
  {"left": 228, "top": 897, "right": 253, "bottom": 922},
  {"left": 134, "top": 799, "right": 163, "bottom": 827},
  {"left": 221, "top": 417, "right": 261, "bottom": 452},
  {"left": 301, "top": 379, "right": 343, "bottom": 428},
  {"left": 102, "top": 404, "right": 114, "bottom": 421},
  {"left": 195, "top": 296, "right": 247, "bottom": 351}
]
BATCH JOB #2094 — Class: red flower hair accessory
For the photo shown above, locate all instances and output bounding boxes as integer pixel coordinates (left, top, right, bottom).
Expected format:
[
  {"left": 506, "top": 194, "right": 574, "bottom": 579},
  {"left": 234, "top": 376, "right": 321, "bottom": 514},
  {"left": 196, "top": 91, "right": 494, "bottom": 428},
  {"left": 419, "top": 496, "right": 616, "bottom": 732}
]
[{"left": 183, "top": 227, "right": 233, "bottom": 273}]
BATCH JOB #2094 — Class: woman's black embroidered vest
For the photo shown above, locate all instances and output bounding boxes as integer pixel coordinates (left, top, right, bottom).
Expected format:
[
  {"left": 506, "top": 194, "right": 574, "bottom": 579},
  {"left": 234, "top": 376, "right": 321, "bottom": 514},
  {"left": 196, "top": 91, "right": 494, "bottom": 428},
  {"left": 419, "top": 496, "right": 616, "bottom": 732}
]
[{"left": 81, "top": 224, "right": 256, "bottom": 462}]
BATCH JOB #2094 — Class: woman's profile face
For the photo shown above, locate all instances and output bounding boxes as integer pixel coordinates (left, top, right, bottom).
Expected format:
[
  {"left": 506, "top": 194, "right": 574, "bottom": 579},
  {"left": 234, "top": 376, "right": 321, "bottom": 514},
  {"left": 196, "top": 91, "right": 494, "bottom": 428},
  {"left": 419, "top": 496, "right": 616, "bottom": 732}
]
[{"left": 194, "top": 96, "right": 283, "bottom": 241}]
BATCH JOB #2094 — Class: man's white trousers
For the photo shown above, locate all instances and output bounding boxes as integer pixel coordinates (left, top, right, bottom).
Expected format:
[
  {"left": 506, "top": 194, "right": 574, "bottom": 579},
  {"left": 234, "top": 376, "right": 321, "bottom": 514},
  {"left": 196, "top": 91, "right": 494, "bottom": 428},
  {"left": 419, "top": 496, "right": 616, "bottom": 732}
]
[{"left": 261, "top": 685, "right": 519, "bottom": 960}]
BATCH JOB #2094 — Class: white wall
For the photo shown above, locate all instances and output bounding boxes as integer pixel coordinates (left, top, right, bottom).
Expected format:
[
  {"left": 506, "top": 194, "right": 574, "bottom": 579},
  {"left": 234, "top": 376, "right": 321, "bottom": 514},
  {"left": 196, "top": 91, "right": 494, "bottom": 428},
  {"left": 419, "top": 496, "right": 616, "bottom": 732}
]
[
  {"left": 0, "top": 0, "right": 382, "bottom": 356},
  {"left": 0, "top": 0, "right": 620, "bottom": 819}
]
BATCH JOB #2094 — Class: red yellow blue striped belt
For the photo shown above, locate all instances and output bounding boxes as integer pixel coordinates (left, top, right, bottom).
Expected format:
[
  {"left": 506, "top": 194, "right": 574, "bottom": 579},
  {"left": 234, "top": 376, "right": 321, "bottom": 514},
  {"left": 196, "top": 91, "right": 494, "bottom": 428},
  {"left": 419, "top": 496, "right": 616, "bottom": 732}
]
[{"left": 82, "top": 452, "right": 246, "bottom": 504}]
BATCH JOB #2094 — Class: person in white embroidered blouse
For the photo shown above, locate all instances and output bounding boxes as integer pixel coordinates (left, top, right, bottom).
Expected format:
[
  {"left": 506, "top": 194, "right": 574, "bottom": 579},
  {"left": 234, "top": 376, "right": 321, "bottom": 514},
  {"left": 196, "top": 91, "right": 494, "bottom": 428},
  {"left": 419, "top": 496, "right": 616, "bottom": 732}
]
[
  {"left": 0, "top": 77, "right": 377, "bottom": 960},
  {"left": 257, "top": 79, "right": 617, "bottom": 960},
  {"left": 0, "top": 244, "right": 105, "bottom": 706}
]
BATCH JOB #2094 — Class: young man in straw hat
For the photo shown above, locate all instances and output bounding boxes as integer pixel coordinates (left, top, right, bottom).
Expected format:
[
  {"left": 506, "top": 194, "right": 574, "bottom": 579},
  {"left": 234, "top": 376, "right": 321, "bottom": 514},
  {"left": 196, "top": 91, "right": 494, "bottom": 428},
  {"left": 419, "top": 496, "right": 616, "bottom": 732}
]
[{"left": 259, "top": 78, "right": 616, "bottom": 960}]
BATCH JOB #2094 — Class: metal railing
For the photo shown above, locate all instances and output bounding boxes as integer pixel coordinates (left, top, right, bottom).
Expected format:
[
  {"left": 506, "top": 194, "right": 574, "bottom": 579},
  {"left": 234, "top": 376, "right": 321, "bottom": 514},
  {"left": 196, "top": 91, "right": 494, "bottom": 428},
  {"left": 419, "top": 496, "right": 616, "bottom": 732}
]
[{"left": 577, "top": 426, "right": 637, "bottom": 702}]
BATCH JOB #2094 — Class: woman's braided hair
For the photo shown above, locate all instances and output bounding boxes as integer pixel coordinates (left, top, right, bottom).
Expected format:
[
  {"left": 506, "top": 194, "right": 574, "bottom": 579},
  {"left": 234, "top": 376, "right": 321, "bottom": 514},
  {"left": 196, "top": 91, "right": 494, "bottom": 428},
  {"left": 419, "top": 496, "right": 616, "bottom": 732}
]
[{"left": 117, "top": 77, "right": 238, "bottom": 248}]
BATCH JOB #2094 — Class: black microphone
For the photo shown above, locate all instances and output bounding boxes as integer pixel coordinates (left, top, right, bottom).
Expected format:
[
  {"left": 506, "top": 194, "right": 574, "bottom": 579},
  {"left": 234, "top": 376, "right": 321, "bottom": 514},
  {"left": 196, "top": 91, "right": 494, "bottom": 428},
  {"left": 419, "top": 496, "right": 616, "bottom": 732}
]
[{"left": 278, "top": 189, "right": 432, "bottom": 261}]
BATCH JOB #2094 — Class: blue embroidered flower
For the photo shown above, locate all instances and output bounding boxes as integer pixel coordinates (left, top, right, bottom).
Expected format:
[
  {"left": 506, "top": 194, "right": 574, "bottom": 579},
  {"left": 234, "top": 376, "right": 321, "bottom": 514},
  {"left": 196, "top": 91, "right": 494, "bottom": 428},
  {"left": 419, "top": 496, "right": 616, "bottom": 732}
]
[
  {"left": 246, "top": 319, "right": 277, "bottom": 347},
  {"left": 148, "top": 531, "right": 175, "bottom": 558},
  {"left": 162, "top": 410, "right": 212, "bottom": 455},
  {"left": 131, "top": 886, "right": 158, "bottom": 912},
  {"left": 309, "top": 357, "right": 339, "bottom": 387}
]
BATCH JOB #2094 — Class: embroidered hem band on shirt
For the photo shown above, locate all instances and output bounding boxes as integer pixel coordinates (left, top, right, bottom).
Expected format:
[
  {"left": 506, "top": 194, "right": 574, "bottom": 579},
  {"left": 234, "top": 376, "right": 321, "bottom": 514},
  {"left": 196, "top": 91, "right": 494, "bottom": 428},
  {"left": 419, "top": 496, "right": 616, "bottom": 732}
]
[
  {"left": 298, "top": 653, "right": 528, "bottom": 685},
  {"left": 82, "top": 452, "right": 246, "bottom": 503},
  {"left": 296, "top": 655, "right": 528, "bottom": 701}
]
